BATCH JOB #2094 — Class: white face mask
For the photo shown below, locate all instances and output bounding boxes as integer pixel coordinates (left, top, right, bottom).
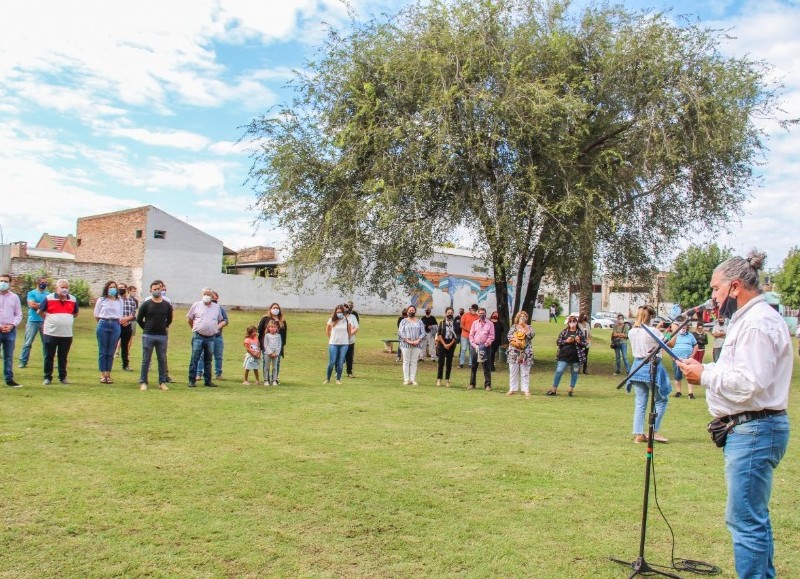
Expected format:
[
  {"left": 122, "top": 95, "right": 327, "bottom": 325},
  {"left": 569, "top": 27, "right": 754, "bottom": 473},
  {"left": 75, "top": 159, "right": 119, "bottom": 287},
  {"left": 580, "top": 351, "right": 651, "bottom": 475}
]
[
  {"left": 271, "top": 308, "right": 280, "bottom": 316},
  {"left": 202, "top": 295, "right": 212, "bottom": 304}
]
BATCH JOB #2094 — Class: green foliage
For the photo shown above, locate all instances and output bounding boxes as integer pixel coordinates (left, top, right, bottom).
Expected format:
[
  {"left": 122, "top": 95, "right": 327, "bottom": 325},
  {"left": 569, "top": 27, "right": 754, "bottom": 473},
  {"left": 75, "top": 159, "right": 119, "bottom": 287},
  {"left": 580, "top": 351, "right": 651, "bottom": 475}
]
[
  {"left": 774, "top": 246, "right": 800, "bottom": 307},
  {"left": 542, "top": 294, "right": 562, "bottom": 316},
  {"left": 667, "top": 244, "right": 732, "bottom": 307},
  {"left": 69, "top": 278, "right": 92, "bottom": 306},
  {"left": 19, "top": 269, "right": 51, "bottom": 294},
  {"left": 244, "top": 0, "right": 783, "bottom": 330}
]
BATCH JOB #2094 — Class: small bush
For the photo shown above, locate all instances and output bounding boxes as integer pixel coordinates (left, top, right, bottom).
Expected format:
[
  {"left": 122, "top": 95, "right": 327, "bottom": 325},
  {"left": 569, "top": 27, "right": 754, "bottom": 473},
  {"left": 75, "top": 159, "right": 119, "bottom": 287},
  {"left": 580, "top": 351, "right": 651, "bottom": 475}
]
[{"left": 69, "top": 279, "right": 92, "bottom": 306}]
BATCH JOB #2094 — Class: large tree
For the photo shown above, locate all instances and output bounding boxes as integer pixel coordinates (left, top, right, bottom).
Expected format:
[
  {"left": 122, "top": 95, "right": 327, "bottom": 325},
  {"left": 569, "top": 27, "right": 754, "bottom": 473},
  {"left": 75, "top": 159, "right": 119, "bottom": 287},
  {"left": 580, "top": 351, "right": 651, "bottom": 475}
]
[
  {"left": 774, "top": 247, "right": 800, "bottom": 308},
  {"left": 667, "top": 244, "right": 732, "bottom": 309},
  {"left": 244, "top": 0, "right": 783, "bottom": 330}
]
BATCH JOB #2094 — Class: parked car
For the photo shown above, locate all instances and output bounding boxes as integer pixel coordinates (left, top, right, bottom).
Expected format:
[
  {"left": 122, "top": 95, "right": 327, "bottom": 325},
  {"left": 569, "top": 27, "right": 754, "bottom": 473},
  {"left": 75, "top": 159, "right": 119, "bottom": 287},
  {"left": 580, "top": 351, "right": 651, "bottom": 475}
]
[
  {"left": 594, "top": 311, "right": 622, "bottom": 321},
  {"left": 566, "top": 313, "right": 615, "bottom": 329}
]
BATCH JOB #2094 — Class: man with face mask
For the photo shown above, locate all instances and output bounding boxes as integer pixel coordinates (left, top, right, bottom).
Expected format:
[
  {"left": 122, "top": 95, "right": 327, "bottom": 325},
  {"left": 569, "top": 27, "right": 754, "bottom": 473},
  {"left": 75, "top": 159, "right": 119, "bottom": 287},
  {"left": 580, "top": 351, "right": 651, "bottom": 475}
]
[
  {"left": 186, "top": 288, "right": 225, "bottom": 387},
  {"left": 38, "top": 278, "right": 79, "bottom": 385},
  {"left": 468, "top": 307, "right": 495, "bottom": 390},
  {"left": 19, "top": 275, "right": 49, "bottom": 369},
  {"left": 678, "top": 251, "right": 791, "bottom": 578},
  {"left": 0, "top": 273, "right": 23, "bottom": 387}
]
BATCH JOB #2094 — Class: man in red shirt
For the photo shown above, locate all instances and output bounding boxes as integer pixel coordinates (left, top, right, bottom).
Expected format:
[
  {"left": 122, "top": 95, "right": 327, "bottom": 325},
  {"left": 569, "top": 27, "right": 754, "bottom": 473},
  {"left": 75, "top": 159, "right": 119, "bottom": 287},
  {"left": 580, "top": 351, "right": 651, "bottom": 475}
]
[{"left": 458, "top": 304, "right": 479, "bottom": 368}]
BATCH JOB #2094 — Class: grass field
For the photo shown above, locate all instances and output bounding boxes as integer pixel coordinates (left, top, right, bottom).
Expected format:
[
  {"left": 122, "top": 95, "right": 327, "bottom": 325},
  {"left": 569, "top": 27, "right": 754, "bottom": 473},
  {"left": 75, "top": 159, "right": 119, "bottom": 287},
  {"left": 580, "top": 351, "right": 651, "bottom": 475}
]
[{"left": 1, "top": 310, "right": 798, "bottom": 578}]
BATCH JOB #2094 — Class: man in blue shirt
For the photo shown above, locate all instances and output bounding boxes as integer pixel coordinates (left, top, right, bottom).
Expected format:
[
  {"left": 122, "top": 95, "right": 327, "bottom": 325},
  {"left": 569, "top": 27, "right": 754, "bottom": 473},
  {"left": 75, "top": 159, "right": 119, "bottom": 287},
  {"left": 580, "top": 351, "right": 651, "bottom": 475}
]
[{"left": 18, "top": 275, "right": 48, "bottom": 368}]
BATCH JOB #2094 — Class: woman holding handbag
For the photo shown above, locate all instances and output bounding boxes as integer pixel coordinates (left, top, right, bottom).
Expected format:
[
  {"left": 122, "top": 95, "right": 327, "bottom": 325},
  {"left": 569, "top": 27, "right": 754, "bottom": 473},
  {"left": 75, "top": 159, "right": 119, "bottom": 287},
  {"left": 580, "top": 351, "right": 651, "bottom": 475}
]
[{"left": 506, "top": 311, "right": 535, "bottom": 398}]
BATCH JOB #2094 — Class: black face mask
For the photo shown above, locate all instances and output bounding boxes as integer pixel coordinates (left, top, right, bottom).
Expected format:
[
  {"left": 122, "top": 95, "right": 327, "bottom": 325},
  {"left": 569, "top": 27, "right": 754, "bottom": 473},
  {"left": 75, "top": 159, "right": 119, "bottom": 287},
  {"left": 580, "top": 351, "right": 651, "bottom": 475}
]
[
  {"left": 446, "top": 315, "right": 453, "bottom": 320},
  {"left": 718, "top": 296, "right": 737, "bottom": 320}
]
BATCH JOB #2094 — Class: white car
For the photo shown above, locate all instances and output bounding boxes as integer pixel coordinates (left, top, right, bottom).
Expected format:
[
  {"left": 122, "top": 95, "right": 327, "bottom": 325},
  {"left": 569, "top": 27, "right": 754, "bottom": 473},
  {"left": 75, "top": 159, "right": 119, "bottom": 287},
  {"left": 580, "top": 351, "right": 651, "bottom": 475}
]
[{"left": 565, "top": 313, "right": 615, "bottom": 329}]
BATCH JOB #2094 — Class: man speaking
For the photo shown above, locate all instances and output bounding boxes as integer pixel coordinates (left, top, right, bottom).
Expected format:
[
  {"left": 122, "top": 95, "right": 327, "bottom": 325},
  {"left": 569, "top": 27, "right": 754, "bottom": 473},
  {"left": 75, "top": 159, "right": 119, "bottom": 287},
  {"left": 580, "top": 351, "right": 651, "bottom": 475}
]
[{"left": 678, "top": 250, "right": 791, "bottom": 578}]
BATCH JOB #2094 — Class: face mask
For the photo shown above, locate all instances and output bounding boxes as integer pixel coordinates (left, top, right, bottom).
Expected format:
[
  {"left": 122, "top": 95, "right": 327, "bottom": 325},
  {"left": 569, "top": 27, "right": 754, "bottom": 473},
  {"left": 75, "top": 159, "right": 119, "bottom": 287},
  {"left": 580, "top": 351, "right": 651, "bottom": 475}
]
[
  {"left": 119, "top": 289, "right": 127, "bottom": 296},
  {"left": 202, "top": 295, "right": 212, "bottom": 304},
  {"left": 408, "top": 311, "right": 416, "bottom": 318},
  {"left": 336, "top": 312, "right": 344, "bottom": 319},
  {"left": 0, "top": 281, "right": 8, "bottom": 292},
  {"left": 151, "top": 290, "right": 162, "bottom": 298},
  {"left": 520, "top": 318, "right": 528, "bottom": 324},
  {"left": 108, "top": 288, "right": 118, "bottom": 297},
  {"left": 271, "top": 308, "right": 280, "bottom": 316},
  {"left": 479, "top": 314, "right": 486, "bottom": 321},
  {"left": 679, "top": 328, "right": 687, "bottom": 335},
  {"left": 59, "top": 288, "right": 69, "bottom": 296},
  {"left": 212, "top": 299, "right": 218, "bottom": 303},
  {"left": 38, "top": 282, "right": 48, "bottom": 290},
  {"left": 446, "top": 314, "right": 453, "bottom": 320},
  {"left": 161, "top": 290, "right": 167, "bottom": 296}
]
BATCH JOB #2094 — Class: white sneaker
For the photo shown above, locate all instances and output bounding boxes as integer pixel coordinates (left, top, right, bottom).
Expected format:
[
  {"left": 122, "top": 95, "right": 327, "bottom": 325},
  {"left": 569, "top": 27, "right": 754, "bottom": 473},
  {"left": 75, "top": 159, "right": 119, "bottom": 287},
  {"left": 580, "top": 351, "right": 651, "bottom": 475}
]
[
  {"left": 323, "top": 379, "right": 330, "bottom": 384},
  {"left": 139, "top": 383, "right": 148, "bottom": 391},
  {"left": 403, "top": 380, "right": 410, "bottom": 385},
  {"left": 436, "top": 379, "right": 441, "bottom": 386},
  {"left": 411, "top": 381, "right": 418, "bottom": 386},
  {"left": 335, "top": 380, "right": 342, "bottom": 385}
]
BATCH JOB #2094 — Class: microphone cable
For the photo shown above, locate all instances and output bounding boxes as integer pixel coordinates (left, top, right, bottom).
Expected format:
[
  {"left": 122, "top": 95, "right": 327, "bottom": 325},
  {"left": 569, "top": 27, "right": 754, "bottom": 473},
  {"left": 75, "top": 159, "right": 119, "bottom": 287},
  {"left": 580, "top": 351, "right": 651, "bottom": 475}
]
[{"left": 648, "top": 452, "right": 722, "bottom": 576}]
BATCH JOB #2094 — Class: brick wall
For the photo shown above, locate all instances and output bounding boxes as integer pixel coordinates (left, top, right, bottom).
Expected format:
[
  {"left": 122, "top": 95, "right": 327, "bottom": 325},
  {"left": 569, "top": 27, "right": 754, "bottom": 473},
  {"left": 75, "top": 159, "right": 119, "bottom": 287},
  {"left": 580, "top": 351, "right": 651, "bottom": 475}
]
[
  {"left": 75, "top": 206, "right": 148, "bottom": 266},
  {"left": 10, "top": 257, "right": 135, "bottom": 299},
  {"left": 237, "top": 246, "right": 276, "bottom": 264}
]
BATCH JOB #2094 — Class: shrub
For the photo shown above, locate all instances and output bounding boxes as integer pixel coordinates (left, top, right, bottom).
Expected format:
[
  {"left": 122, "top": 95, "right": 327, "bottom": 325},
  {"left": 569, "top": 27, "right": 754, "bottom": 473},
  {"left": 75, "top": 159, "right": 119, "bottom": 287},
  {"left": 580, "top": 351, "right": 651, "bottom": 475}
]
[{"left": 69, "top": 279, "right": 92, "bottom": 306}]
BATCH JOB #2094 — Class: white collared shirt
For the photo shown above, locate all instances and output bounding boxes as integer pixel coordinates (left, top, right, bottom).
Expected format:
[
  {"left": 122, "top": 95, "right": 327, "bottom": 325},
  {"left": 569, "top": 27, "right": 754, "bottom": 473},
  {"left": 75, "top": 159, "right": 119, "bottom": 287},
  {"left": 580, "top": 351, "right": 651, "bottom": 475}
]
[{"left": 701, "top": 295, "right": 792, "bottom": 418}]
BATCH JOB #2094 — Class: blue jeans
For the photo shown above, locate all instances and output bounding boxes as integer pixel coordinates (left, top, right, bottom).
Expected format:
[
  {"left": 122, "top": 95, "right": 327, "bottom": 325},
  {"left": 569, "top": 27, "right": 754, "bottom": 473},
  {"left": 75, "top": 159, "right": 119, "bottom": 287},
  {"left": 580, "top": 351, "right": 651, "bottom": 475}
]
[
  {"left": 0, "top": 328, "right": 17, "bottom": 382},
  {"left": 196, "top": 334, "right": 224, "bottom": 377},
  {"left": 96, "top": 320, "right": 121, "bottom": 372},
  {"left": 552, "top": 360, "right": 580, "bottom": 389},
  {"left": 189, "top": 333, "right": 215, "bottom": 384},
  {"left": 19, "top": 320, "right": 43, "bottom": 365},
  {"left": 459, "top": 337, "right": 472, "bottom": 366},
  {"left": 327, "top": 344, "right": 348, "bottom": 380},
  {"left": 615, "top": 342, "right": 631, "bottom": 373},
  {"left": 139, "top": 334, "right": 168, "bottom": 385},
  {"left": 262, "top": 351, "right": 282, "bottom": 382},
  {"left": 631, "top": 381, "right": 668, "bottom": 434},
  {"left": 724, "top": 414, "right": 789, "bottom": 578}
]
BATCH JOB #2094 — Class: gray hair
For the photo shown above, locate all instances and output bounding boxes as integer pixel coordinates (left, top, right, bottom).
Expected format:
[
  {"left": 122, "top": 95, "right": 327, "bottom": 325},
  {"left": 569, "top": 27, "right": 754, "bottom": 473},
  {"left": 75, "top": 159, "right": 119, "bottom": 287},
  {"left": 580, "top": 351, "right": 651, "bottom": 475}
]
[
  {"left": 714, "top": 249, "right": 766, "bottom": 292},
  {"left": 56, "top": 278, "right": 69, "bottom": 287}
]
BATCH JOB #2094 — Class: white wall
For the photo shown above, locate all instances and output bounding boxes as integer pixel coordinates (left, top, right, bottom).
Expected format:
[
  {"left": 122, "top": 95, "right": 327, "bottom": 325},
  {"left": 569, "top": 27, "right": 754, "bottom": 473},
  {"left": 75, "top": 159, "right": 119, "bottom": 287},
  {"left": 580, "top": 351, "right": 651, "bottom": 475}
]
[{"left": 142, "top": 208, "right": 225, "bottom": 305}]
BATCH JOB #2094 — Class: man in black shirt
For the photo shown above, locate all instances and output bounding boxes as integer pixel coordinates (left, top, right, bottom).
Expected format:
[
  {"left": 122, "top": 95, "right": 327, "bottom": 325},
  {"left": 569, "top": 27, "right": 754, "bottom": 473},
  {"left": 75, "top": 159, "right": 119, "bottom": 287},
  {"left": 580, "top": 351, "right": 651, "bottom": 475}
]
[
  {"left": 136, "top": 281, "right": 173, "bottom": 391},
  {"left": 421, "top": 308, "right": 438, "bottom": 361}
]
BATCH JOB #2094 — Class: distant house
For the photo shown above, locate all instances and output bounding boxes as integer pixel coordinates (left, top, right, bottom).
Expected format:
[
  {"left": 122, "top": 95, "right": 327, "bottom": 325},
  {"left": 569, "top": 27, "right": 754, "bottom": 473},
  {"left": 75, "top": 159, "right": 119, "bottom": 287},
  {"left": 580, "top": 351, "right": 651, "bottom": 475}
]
[{"left": 36, "top": 233, "right": 78, "bottom": 255}]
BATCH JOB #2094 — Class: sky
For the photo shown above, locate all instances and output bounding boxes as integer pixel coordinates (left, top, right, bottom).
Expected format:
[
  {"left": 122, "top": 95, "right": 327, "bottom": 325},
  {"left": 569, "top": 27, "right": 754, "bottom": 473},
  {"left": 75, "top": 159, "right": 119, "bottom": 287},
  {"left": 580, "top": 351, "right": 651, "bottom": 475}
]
[{"left": 1, "top": 0, "right": 798, "bottom": 270}]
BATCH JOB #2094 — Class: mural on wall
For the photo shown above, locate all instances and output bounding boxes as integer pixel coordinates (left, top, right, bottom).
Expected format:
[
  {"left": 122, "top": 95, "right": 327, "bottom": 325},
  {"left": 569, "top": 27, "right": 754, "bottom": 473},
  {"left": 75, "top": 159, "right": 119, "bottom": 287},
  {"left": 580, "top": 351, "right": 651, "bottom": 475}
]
[{"left": 401, "top": 271, "right": 498, "bottom": 311}]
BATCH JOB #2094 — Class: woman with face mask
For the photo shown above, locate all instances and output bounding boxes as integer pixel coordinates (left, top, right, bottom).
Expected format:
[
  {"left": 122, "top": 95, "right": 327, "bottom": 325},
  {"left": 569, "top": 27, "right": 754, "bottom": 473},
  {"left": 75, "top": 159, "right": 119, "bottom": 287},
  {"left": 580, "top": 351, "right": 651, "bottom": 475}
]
[
  {"left": 325, "top": 305, "right": 351, "bottom": 384},
  {"left": 94, "top": 280, "right": 123, "bottom": 384},
  {"left": 506, "top": 311, "right": 535, "bottom": 397},
  {"left": 435, "top": 307, "right": 460, "bottom": 387},
  {"left": 258, "top": 303, "right": 287, "bottom": 385},
  {"left": 546, "top": 316, "right": 586, "bottom": 396},
  {"left": 398, "top": 305, "right": 426, "bottom": 385},
  {"left": 665, "top": 319, "right": 698, "bottom": 398}
]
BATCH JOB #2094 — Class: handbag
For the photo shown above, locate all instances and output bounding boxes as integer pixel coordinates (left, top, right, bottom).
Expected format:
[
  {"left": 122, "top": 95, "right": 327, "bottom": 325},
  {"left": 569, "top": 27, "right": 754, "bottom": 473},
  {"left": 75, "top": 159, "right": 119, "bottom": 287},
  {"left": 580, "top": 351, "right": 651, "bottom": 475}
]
[
  {"left": 707, "top": 417, "right": 735, "bottom": 448},
  {"left": 509, "top": 329, "right": 527, "bottom": 350}
]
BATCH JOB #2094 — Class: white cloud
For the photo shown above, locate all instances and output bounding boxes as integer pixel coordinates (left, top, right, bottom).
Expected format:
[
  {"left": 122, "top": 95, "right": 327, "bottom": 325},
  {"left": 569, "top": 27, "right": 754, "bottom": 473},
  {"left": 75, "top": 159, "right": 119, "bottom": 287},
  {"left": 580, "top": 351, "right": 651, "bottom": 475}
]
[{"left": 105, "top": 126, "right": 212, "bottom": 151}]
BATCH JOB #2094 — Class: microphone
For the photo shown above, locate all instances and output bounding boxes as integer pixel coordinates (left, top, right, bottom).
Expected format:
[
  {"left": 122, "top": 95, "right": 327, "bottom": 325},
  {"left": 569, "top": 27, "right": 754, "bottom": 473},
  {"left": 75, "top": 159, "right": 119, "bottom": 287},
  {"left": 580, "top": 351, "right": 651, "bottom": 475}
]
[{"left": 681, "top": 299, "right": 715, "bottom": 318}]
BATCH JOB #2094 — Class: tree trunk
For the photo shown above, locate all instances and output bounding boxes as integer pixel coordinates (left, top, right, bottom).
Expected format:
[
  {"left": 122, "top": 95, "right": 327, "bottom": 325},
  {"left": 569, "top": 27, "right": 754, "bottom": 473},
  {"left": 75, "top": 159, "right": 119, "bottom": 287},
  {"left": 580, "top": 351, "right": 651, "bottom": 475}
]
[{"left": 520, "top": 245, "right": 552, "bottom": 315}]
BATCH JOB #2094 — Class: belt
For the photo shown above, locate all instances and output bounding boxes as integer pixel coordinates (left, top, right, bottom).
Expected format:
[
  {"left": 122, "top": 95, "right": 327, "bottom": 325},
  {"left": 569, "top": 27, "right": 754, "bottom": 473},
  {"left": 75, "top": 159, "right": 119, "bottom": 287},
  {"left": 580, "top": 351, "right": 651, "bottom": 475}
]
[
  {"left": 727, "top": 408, "right": 786, "bottom": 426},
  {"left": 99, "top": 318, "right": 119, "bottom": 322}
]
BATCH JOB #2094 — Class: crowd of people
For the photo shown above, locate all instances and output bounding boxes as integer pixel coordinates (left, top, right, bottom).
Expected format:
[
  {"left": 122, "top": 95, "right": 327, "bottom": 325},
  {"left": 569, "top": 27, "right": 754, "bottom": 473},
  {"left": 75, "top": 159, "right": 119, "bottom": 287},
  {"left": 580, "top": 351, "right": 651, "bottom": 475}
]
[{"left": 0, "top": 248, "right": 794, "bottom": 575}]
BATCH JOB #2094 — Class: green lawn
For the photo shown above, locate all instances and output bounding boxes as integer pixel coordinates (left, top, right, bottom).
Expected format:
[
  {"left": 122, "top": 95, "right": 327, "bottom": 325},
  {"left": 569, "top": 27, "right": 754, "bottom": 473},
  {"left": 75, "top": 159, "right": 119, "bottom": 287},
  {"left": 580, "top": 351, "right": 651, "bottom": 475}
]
[{"left": 2, "top": 311, "right": 798, "bottom": 578}]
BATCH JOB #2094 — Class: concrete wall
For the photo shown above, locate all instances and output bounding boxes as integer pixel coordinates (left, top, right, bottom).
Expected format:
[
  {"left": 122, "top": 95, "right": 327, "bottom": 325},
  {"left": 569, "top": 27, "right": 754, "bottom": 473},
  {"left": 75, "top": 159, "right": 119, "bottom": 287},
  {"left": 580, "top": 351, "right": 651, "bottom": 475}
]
[
  {"left": 141, "top": 208, "right": 226, "bottom": 306},
  {"left": 10, "top": 256, "right": 137, "bottom": 298}
]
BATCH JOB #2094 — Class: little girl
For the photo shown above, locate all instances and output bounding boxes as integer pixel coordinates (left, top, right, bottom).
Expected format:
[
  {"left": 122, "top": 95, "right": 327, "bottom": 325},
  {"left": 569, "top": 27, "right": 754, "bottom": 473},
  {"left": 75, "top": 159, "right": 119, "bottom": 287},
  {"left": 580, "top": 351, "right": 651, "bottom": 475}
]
[
  {"left": 264, "top": 320, "right": 283, "bottom": 386},
  {"left": 243, "top": 326, "right": 261, "bottom": 385}
]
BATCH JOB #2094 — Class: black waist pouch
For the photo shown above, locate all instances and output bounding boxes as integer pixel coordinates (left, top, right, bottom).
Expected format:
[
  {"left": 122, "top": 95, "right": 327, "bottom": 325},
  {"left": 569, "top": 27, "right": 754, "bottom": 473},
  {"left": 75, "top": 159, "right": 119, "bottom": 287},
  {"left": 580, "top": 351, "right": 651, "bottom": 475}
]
[{"left": 708, "top": 417, "right": 735, "bottom": 448}]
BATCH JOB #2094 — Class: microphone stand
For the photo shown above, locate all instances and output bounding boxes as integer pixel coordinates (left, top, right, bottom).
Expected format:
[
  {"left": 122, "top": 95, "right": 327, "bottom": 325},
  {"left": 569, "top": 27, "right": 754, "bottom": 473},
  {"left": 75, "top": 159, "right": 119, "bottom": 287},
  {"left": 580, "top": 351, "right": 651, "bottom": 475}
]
[{"left": 610, "top": 317, "right": 693, "bottom": 578}]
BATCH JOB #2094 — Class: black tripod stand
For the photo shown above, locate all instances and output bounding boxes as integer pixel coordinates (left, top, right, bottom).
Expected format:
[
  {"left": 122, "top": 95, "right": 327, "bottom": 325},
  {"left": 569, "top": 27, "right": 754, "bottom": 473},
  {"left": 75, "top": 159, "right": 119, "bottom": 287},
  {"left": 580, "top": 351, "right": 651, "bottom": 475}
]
[{"left": 610, "top": 320, "right": 692, "bottom": 578}]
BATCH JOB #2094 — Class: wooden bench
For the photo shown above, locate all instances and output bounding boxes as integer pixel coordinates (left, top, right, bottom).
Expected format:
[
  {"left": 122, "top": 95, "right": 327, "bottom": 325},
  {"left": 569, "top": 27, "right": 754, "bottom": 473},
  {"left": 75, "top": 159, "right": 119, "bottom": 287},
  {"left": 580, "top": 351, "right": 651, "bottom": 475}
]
[{"left": 382, "top": 339, "right": 400, "bottom": 353}]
